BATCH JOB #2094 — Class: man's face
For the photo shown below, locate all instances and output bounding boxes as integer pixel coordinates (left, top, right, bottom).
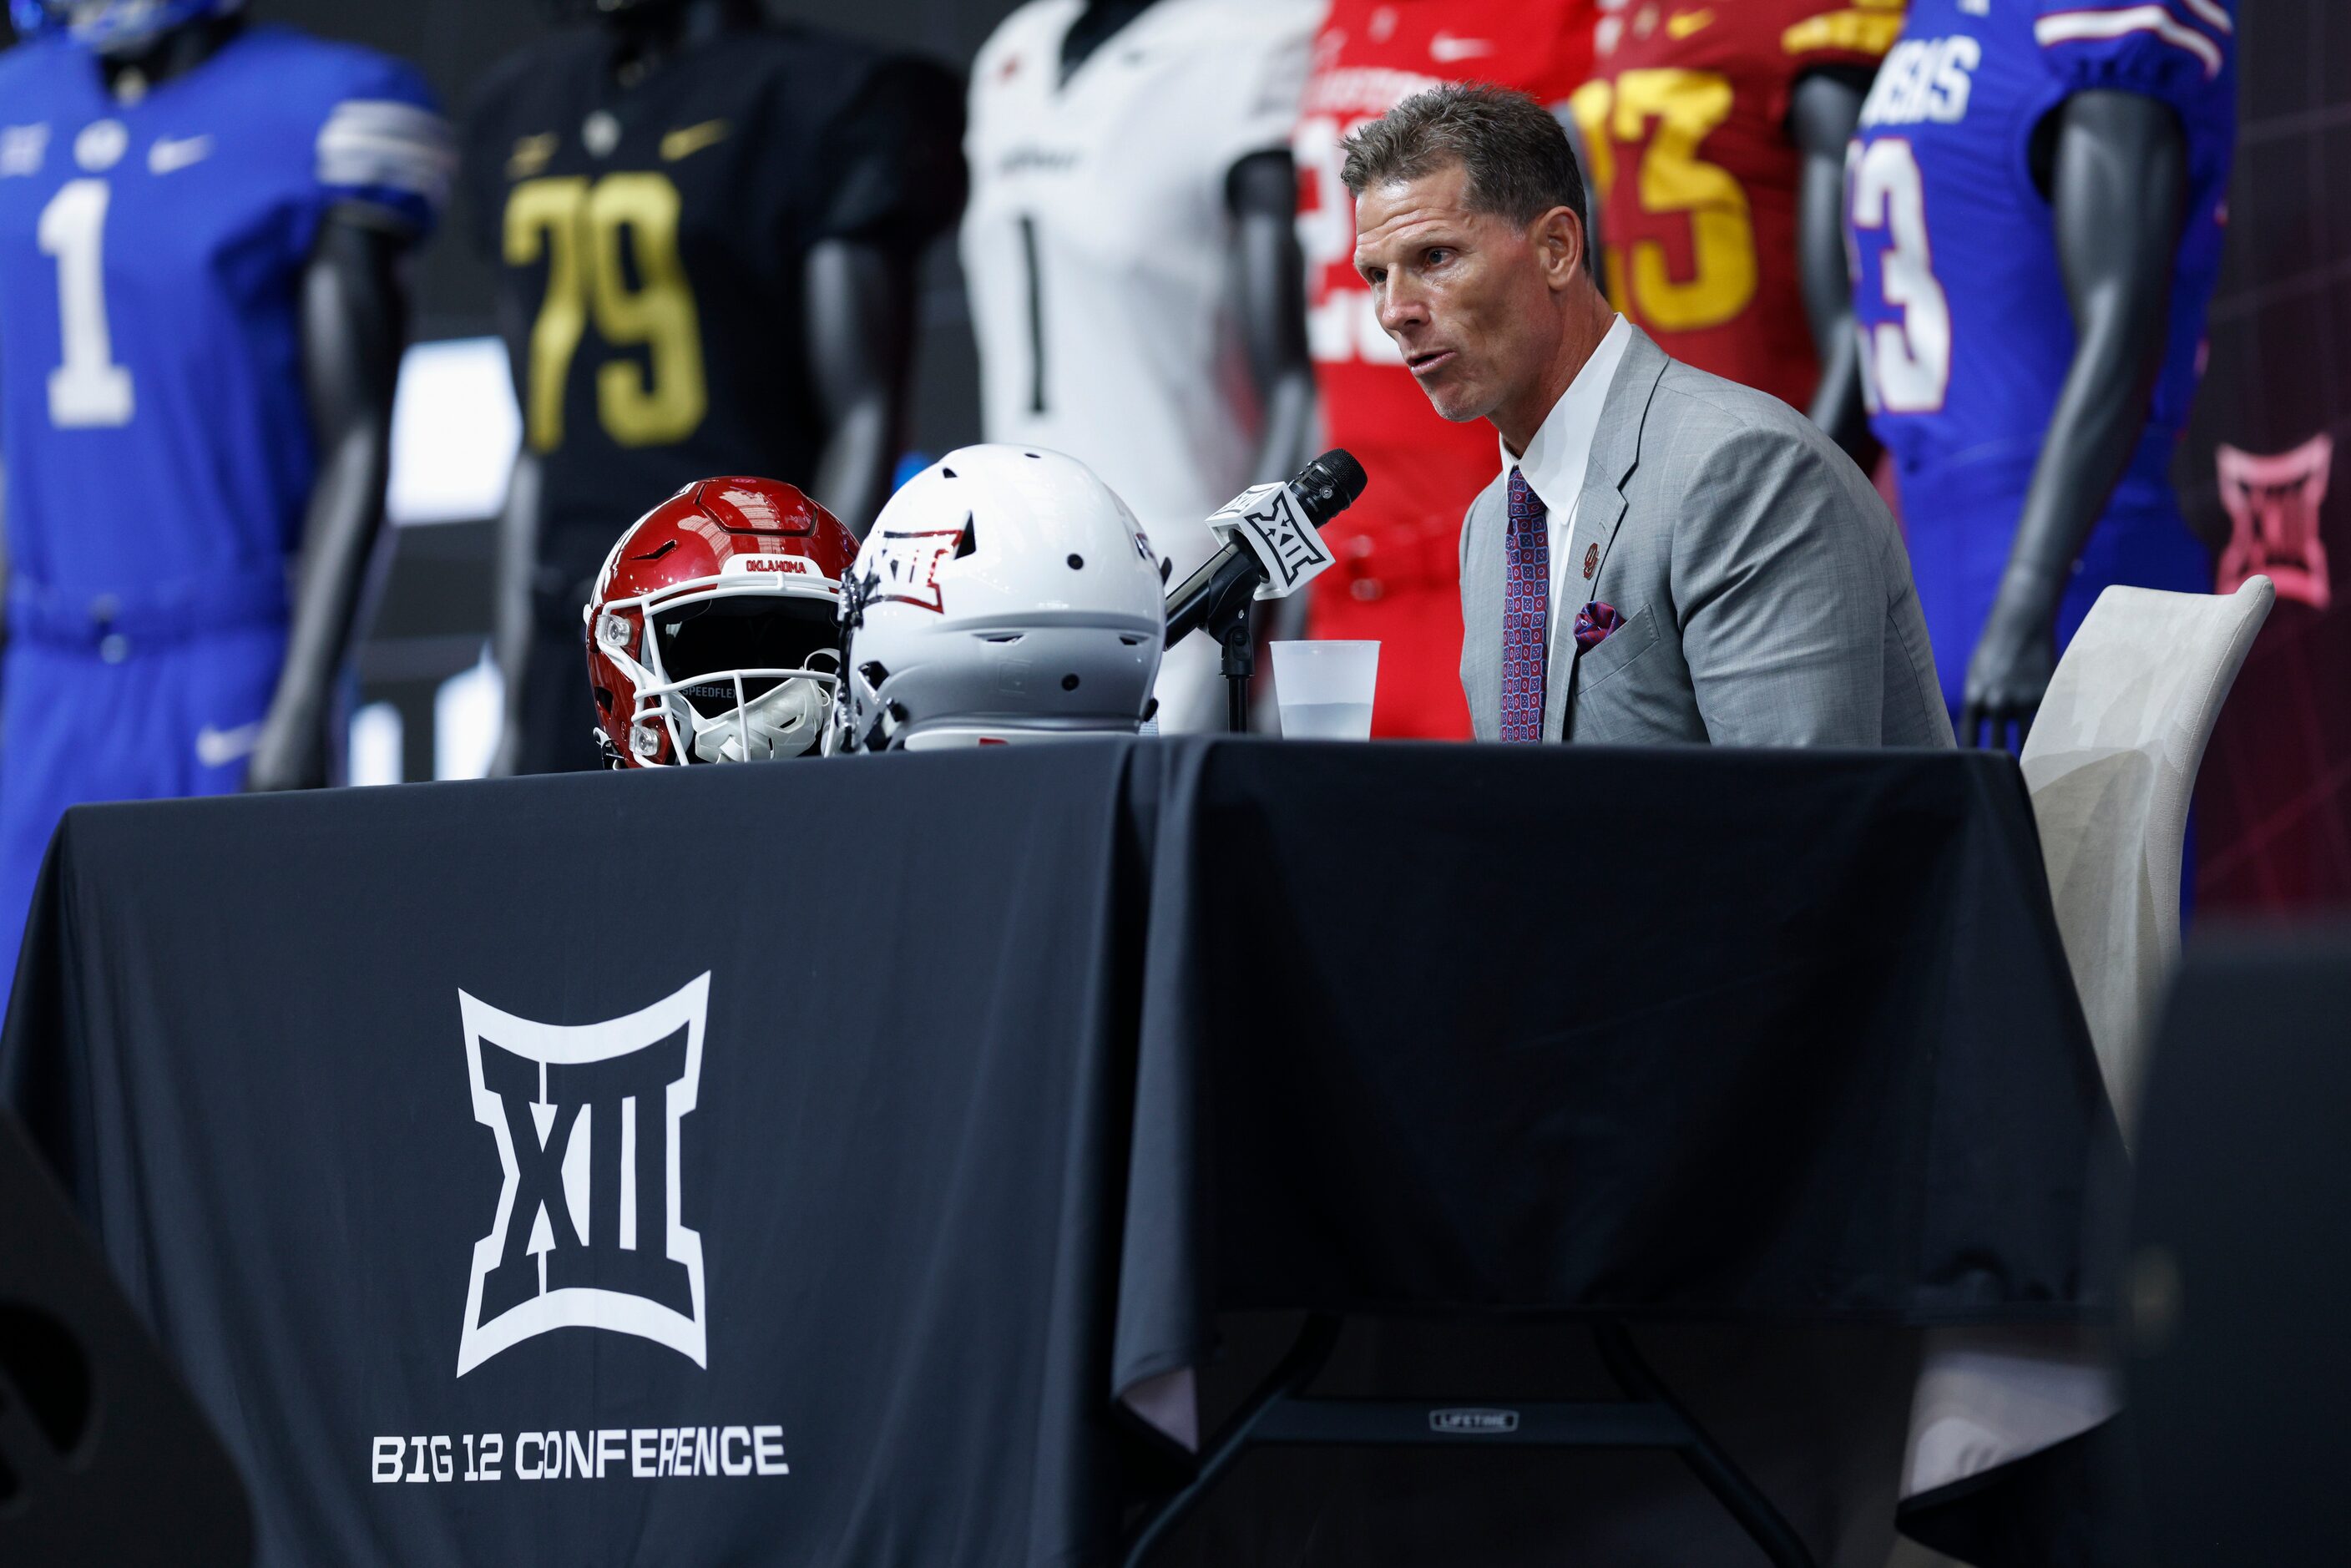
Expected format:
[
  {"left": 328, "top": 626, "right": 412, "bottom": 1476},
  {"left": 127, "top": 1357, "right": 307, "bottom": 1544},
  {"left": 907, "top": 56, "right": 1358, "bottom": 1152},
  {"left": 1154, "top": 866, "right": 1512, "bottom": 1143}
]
[{"left": 1352, "top": 162, "right": 1562, "bottom": 425}]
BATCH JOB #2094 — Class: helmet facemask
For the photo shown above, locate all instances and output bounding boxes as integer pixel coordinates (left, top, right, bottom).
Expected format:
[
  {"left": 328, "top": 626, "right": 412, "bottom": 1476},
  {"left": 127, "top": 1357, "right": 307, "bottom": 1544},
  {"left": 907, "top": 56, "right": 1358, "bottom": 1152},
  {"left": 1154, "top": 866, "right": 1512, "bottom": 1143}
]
[{"left": 595, "top": 580, "right": 842, "bottom": 765}]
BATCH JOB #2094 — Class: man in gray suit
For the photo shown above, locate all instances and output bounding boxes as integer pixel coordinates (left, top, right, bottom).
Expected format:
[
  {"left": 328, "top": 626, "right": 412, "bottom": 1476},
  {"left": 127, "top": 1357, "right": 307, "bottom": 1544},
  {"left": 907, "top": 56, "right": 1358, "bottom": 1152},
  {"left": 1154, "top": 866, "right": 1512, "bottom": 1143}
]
[
  {"left": 1344, "top": 84, "right": 1950, "bottom": 749},
  {"left": 1332, "top": 83, "right": 1945, "bottom": 1565}
]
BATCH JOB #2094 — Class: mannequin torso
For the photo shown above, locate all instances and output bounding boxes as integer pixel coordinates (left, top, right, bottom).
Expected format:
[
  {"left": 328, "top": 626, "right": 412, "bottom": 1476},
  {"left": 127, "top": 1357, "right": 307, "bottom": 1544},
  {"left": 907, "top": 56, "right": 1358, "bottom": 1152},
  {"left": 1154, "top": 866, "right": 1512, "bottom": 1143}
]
[
  {"left": 83, "top": 13, "right": 416, "bottom": 792},
  {"left": 1058, "top": 0, "right": 1314, "bottom": 487},
  {"left": 1844, "top": 0, "right": 2231, "bottom": 741},
  {"left": 961, "top": 0, "right": 1316, "bottom": 731},
  {"left": 476, "top": 0, "right": 960, "bottom": 773}
]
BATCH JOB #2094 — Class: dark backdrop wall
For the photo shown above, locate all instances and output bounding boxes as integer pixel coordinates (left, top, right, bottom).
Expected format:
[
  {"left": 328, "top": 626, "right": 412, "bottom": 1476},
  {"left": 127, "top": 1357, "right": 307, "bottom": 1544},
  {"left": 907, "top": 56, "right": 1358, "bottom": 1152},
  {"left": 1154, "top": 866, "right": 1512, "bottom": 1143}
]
[{"left": 2173, "top": 0, "right": 2351, "bottom": 912}]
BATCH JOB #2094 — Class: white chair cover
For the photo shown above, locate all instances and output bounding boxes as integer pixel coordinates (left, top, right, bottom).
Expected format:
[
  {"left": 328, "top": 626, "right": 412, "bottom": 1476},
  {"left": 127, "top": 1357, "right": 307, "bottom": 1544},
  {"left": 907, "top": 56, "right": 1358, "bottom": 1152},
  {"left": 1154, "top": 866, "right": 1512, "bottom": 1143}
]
[{"left": 1902, "top": 578, "right": 2276, "bottom": 1524}]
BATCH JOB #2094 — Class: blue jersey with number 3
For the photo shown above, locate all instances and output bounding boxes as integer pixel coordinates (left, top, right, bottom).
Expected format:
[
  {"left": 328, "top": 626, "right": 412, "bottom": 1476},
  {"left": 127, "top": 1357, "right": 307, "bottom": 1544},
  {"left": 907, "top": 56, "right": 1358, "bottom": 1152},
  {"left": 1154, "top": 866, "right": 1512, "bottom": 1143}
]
[
  {"left": 0, "top": 25, "right": 449, "bottom": 613},
  {"left": 1844, "top": 0, "right": 2235, "bottom": 701}
]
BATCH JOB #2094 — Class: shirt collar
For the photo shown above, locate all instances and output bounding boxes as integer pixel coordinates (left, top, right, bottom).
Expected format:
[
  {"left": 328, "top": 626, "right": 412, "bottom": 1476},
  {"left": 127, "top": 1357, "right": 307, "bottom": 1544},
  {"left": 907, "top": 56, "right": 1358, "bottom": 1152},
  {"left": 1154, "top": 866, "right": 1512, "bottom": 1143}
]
[{"left": 1502, "top": 314, "right": 1631, "bottom": 512}]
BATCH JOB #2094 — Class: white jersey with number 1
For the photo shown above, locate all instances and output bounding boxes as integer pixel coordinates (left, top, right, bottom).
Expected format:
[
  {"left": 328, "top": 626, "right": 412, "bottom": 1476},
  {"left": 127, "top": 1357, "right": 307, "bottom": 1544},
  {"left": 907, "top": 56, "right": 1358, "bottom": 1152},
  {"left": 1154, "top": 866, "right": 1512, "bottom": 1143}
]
[{"left": 963, "top": 0, "right": 1315, "bottom": 731}]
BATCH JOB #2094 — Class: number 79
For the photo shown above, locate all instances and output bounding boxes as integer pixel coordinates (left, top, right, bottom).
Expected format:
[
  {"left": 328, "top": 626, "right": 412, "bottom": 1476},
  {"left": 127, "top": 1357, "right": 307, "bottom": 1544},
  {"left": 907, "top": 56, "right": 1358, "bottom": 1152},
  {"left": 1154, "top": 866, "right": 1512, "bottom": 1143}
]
[{"left": 503, "top": 173, "right": 708, "bottom": 452}]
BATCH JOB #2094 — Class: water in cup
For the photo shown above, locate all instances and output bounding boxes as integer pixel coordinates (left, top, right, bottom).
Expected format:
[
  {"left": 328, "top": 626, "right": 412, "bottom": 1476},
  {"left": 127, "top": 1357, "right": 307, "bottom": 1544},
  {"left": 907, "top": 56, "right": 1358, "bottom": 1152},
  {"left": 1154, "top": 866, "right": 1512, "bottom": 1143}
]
[
  {"left": 1278, "top": 701, "right": 1373, "bottom": 739},
  {"left": 1270, "top": 640, "right": 1379, "bottom": 740}
]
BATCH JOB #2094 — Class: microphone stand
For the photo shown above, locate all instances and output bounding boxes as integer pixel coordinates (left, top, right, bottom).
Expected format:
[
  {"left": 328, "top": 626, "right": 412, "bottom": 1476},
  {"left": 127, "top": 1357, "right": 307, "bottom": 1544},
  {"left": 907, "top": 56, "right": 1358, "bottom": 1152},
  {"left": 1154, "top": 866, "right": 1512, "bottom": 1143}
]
[
  {"left": 1196, "top": 574, "right": 1258, "bottom": 735},
  {"left": 1167, "top": 451, "right": 1369, "bottom": 735},
  {"left": 1165, "top": 533, "right": 1272, "bottom": 734}
]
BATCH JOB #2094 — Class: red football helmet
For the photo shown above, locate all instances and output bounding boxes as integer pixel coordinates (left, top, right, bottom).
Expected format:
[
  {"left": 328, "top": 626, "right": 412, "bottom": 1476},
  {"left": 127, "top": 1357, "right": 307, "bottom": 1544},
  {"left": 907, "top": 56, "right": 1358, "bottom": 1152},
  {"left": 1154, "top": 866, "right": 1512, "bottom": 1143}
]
[{"left": 584, "top": 478, "right": 859, "bottom": 766}]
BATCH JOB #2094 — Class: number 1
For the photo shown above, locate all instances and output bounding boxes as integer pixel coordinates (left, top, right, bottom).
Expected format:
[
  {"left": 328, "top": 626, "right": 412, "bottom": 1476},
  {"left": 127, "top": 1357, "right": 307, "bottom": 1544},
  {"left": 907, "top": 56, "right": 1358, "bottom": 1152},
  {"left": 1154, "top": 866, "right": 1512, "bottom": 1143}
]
[
  {"left": 38, "top": 179, "right": 134, "bottom": 429},
  {"left": 1018, "top": 214, "right": 1047, "bottom": 415}
]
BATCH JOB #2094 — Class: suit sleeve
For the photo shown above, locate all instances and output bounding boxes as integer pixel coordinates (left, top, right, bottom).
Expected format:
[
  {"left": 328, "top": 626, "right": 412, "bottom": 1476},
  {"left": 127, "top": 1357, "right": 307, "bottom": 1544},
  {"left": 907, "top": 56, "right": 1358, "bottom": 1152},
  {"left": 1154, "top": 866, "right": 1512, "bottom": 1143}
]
[{"left": 1670, "top": 422, "right": 1890, "bottom": 746}]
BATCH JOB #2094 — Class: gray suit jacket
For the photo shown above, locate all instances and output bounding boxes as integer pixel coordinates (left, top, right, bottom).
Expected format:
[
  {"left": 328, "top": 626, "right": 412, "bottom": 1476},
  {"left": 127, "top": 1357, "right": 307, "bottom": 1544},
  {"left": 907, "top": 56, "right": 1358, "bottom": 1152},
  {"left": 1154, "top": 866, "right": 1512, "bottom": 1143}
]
[{"left": 1460, "top": 327, "right": 1951, "bottom": 748}]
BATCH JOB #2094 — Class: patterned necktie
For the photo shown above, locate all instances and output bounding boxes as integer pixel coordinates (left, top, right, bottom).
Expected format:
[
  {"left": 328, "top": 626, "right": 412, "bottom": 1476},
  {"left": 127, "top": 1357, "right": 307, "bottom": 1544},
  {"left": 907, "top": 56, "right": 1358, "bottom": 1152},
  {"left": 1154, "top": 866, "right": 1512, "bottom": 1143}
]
[{"left": 1500, "top": 468, "right": 1550, "bottom": 742}]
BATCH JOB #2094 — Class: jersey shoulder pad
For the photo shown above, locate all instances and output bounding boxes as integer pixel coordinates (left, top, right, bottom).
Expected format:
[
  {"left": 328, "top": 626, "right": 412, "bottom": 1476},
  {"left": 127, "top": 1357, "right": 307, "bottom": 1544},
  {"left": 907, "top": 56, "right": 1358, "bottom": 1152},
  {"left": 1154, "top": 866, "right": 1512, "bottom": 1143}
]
[
  {"left": 234, "top": 28, "right": 453, "bottom": 235},
  {"left": 1775, "top": 0, "right": 1909, "bottom": 70},
  {"left": 972, "top": 0, "right": 1079, "bottom": 86},
  {"left": 308, "top": 44, "right": 454, "bottom": 235},
  {"left": 1162, "top": 0, "right": 1317, "bottom": 166},
  {"left": 2035, "top": 0, "right": 2233, "bottom": 98},
  {"left": 792, "top": 39, "right": 968, "bottom": 250}
]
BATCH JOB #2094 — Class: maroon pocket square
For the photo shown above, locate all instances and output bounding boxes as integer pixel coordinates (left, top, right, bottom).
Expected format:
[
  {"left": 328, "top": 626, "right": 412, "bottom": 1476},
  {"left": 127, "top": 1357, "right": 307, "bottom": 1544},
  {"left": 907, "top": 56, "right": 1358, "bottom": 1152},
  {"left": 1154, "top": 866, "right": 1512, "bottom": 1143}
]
[{"left": 1572, "top": 600, "right": 1623, "bottom": 653}]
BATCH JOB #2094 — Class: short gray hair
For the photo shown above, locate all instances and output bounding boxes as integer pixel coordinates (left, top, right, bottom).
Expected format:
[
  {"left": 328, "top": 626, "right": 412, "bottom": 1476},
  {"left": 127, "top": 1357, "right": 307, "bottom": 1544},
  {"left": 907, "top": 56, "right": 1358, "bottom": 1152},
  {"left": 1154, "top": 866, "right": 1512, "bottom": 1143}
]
[{"left": 1340, "top": 83, "right": 1587, "bottom": 230}]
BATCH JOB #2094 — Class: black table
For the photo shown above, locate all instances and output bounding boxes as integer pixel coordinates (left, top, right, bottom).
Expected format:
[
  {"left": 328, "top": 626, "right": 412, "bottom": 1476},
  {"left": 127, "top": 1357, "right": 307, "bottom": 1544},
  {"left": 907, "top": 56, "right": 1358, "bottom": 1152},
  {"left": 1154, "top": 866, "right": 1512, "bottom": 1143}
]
[{"left": 0, "top": 740, "right": 2121, "bottom": 1565}]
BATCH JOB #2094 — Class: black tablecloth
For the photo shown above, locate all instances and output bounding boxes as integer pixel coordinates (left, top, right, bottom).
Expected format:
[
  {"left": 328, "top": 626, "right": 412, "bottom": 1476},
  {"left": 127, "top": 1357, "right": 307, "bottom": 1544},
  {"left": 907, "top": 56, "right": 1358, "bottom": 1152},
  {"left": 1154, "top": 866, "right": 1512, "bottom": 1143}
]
[{"left": 0, "top": 740, "right": 2121, "bottom": 1565}]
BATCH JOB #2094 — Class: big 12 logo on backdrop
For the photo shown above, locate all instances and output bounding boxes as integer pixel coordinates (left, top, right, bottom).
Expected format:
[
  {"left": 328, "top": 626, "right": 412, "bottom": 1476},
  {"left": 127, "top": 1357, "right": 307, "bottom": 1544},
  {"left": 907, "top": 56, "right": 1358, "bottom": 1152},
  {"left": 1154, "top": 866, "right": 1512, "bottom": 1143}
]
[
  {"left": 2217, "top": 436, "right": 2333, "bottom": 614},
  {"left": 455, "top": 974, "right": 710, "bottom": 1375}
]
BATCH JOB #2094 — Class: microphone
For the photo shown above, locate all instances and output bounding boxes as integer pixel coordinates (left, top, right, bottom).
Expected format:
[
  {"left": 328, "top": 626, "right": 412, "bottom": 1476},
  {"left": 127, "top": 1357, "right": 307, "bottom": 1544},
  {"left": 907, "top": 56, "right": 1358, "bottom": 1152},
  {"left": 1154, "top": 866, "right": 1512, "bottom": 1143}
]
[{"left": 1165, "top": 449, "right": 1368, "bottom": 645}]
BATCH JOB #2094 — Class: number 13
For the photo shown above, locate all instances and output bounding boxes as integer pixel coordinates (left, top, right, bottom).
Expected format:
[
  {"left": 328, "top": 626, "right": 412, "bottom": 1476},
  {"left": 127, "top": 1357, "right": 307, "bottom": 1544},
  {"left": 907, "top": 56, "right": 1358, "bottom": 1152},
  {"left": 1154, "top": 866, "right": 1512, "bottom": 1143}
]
[
  {"left": 1847, "top": 139, "right": 1952, "bottom": 413},
  {"left": 1570, "top": 68, "right": 1758, "bottom": 333}
]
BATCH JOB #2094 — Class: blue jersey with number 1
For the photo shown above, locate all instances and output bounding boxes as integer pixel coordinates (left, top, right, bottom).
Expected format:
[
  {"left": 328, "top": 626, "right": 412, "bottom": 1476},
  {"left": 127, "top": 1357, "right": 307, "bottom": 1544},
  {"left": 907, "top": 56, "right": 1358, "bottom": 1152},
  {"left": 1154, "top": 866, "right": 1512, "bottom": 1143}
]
[
  {"left": 0, "top": 25, "right": 450, "bottom": 620},
  {"left": 1844, "top": 0, "right": 2236, "bottom": 706}
]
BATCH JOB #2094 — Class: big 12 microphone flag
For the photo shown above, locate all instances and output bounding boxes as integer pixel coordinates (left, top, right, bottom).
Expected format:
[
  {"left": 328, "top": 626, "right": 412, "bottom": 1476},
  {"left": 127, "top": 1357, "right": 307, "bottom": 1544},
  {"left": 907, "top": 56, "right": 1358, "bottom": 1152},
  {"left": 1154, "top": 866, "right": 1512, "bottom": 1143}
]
[
  {"left": 1165, "top": 449, "right": 1366, "bottom": 644},
  {"left": 1206, "top": 479, "right": 1337, "bottom": 599}
]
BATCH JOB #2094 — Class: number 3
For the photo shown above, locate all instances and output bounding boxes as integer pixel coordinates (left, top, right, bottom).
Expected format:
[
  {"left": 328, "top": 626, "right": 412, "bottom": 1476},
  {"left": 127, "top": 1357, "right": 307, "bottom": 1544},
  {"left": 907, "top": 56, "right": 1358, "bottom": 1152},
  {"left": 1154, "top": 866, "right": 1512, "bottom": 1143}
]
[
  {"left": 1570, "top": 69, "right": 1758, "bottom": 333},
  {"left": 504, "top": 173, "right": 708, "bottom": 451},
  {"left": 1847, "top": 139, "right": 1951, "bottom": 413},
  {"left": 38, "top": 179, "right": 135, "bottom": 429}
]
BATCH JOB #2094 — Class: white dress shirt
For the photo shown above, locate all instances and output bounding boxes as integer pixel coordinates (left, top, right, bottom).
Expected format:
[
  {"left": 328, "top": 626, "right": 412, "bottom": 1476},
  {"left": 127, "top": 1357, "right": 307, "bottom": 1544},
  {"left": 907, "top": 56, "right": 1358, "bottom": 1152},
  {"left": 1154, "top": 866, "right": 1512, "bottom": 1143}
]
[{"left": 1499, "top": 314, "right": 1632, "bottom": 646}]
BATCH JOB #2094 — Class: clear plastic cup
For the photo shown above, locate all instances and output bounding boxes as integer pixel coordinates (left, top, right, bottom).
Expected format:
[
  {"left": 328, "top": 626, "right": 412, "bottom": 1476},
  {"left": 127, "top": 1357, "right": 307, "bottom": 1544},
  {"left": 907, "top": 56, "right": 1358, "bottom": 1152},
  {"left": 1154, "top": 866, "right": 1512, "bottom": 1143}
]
[{"left": 1271, "top": 640, "right": 1379, "bottom": 740}]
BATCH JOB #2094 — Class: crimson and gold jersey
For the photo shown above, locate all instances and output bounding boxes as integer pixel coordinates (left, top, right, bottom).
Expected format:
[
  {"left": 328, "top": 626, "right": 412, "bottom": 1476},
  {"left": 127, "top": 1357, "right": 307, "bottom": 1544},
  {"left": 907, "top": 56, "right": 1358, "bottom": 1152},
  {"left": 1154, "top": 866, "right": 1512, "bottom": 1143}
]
[
  {"left": 1293, "top": 0, "right": 1595, "bottom": 740},
  {"left": 1572, "top": 0, "right": 1904, "bottom": 411}
]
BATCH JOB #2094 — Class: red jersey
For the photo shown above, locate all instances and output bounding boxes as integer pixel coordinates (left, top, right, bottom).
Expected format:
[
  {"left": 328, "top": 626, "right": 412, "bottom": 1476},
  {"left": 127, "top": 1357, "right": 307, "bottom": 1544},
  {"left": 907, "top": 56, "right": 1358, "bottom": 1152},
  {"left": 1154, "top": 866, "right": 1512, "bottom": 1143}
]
[
  {"left": 1294, "top": 0, "right": 1595, "bottom": 738},
  {"left": 1572, "top": 0, "right": 1904, "bottom": 410}
]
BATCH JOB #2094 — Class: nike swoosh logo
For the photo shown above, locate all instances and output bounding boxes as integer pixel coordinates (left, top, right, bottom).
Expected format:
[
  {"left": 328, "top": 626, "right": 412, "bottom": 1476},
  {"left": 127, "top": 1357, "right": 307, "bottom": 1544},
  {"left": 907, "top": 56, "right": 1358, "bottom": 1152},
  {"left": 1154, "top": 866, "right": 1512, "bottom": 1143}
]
[
  {"left": 148, "top": 134, "right": 212, "bottom": 175},
  {"left": 1666, "top": 8, "right": 1715, "bottom": 38},
  {"left": 660, "top": 120, "right": 729, "bottom": 162},
  {"left": 1428, "top": 33, "right": 1494, "bottom": 63},
  {"left": 196, "top": 721, "right": 262, "bottom": 768},
  {"left": 507, "top": 132, "right": 558, "bottom": 180}
]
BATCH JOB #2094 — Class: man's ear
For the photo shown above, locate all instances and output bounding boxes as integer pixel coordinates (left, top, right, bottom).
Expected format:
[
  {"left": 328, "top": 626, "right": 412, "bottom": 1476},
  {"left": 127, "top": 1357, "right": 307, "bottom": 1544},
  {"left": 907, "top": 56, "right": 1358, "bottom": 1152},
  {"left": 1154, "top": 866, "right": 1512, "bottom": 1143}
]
[{"left": 1532, "top": 205, "right": 1585, "bottom": 291}]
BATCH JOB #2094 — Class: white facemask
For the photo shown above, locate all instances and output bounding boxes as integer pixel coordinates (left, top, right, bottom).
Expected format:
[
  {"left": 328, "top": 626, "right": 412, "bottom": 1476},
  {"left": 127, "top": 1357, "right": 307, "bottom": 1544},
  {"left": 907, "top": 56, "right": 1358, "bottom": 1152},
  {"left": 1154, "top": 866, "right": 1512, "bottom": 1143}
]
[{"left": 684, "top": 676, "right": 830, "bottom": 764}]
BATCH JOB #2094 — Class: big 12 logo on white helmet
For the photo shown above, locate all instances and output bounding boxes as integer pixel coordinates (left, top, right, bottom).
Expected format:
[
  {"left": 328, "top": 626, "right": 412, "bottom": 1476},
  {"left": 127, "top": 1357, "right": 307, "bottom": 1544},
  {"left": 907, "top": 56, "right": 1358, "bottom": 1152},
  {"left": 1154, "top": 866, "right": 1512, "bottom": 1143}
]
[{"left": 840, "top": 445, "right": 1165, "bottom": 751}]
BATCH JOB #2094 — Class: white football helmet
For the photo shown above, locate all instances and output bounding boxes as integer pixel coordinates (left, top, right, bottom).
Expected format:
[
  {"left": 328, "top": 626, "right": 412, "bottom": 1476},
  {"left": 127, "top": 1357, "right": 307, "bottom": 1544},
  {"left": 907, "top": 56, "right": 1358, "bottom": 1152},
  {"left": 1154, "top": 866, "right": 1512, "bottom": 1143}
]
[{"left": 839, "top": 446, "right": 1166, "bottom": 751}]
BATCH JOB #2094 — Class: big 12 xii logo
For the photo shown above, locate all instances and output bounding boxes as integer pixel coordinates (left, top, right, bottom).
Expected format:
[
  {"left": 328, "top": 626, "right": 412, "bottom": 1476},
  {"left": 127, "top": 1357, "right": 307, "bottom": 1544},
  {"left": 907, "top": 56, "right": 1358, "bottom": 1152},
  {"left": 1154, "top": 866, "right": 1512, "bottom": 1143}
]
[{"left": 456, "top": 974, "right": 709, "bottom": 1374}]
